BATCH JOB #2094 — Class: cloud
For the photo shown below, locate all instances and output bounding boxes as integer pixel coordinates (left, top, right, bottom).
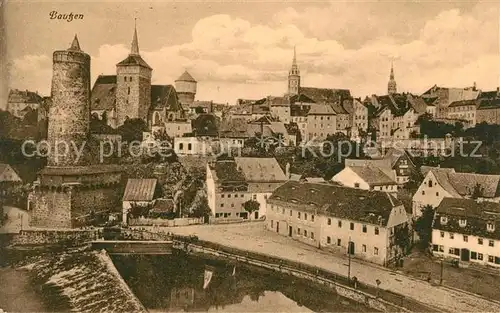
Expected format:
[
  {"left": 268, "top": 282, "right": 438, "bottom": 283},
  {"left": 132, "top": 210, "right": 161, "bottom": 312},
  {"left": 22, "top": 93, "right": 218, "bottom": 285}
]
[{"left": 8, "top": 2, "right": 500, "bottom": 104}]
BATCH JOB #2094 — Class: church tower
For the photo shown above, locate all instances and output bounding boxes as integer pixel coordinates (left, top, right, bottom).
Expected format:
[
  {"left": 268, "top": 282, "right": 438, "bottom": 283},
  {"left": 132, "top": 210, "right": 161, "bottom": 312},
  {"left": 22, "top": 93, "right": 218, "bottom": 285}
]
[
  {"left": 116, "top": 21, "right": 152, "bottom": 126},
  {"left": 288, "top": 47, "right": 300, "bottom": 96},
  {"left": 388, "top": 62, "right": 397, "bottom": 95}
]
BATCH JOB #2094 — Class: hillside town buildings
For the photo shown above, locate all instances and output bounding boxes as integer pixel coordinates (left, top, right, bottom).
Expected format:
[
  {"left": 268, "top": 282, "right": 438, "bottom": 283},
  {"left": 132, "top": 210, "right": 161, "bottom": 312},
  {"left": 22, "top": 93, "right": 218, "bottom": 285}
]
[
  {"left": 266, "top": 181, "right": 410, "bottom": 265},
  {"left": 6, "top": 89, "right": 43, "bottom": 118},
  {"left": 431, "top": 198, "right": 500, "bottom": 267}
]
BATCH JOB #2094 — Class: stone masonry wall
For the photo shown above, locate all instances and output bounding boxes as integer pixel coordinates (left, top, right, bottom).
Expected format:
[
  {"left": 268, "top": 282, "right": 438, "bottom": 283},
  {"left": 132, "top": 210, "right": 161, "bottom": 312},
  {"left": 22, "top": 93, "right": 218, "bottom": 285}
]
[
  {"left": 71, "top": 186, "right": 121, "bottom": 227},
  {"left": 48, "top": 50, "right": 91, "bottom": 166},
  {"left": 5, "top": 229, "right": 97, "bottom": 246},
  {"left": 29, "top": 188, "right": 72, "bottom": 228},
  {"left": 116, "top": 66, "right": 151, "bottom": 126}
]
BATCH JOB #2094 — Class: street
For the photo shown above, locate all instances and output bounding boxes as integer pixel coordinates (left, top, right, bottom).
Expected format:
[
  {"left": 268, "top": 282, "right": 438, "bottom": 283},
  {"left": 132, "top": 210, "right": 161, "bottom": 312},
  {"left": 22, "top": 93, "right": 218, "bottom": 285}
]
[{"left": 152, "top": 222, "right": 500, "bottom": 313}]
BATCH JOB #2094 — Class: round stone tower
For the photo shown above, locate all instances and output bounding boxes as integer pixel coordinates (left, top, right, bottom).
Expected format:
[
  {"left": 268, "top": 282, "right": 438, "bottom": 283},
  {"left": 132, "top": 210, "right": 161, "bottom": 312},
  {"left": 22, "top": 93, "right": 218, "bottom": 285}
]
[
  {"left": 175, "top": 70, "right": 197, "bottom": 106},
  {"left": 47, "top": 35, "right": 91, "bottom": 166}
]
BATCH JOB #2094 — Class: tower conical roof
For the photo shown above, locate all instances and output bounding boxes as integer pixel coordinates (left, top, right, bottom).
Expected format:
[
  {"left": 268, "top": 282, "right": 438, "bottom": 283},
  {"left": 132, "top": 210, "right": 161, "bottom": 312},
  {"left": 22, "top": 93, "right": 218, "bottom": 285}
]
[
  {"left": 130, "top": 20, "right": 139, "bottom": 55},
  {"left": 176, "top": 70, "right": 196, "bottom": 82},
  {"left": 68, "top": 34, "right": 81, "bottom": 51}
]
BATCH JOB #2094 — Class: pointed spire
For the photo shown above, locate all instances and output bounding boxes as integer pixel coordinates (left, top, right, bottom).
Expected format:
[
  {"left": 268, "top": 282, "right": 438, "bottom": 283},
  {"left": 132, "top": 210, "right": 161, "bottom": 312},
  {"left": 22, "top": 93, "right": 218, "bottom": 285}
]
[
  {"left": 390, "top": 61, "right": 394, "bottom": 79},
  {"left": 69, "top": 34, "right": 81, "bottom": 51},
  {"left": 130, "top": 18, "right": 140, "bottom": 55},
  {"left": 293, "top": 46, "right": 297, "bottom": 64}
]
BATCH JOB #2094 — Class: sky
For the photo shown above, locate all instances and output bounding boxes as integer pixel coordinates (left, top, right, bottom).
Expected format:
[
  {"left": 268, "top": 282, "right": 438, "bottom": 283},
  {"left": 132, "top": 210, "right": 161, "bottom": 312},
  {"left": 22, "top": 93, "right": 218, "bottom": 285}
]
[{"left": 2, "top": 0, "right": 500, "bottom": 108}]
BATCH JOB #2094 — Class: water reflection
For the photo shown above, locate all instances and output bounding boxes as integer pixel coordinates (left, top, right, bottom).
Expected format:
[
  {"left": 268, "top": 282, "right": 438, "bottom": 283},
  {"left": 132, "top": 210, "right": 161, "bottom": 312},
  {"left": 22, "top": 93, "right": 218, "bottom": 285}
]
[{"left": 111, "top": 254, "right": 376, "bottom": 312}]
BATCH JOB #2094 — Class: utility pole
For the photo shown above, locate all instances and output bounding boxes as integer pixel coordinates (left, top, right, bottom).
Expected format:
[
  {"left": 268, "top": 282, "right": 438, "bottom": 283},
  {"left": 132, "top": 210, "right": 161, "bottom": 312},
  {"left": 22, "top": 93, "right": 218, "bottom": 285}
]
[{"left": 439, "top": 258, "right": 444, "bottom": 285}]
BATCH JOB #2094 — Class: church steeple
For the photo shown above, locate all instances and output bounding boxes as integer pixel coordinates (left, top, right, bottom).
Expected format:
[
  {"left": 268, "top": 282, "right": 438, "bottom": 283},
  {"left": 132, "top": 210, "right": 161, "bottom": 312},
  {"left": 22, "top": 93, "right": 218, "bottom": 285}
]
[
  {"left": 288, "top": 46, "right": 300, "bottom": 96},
  {"left": 69, "top": 34, "right": 81, "bottom": 51},
  {"left": 130, "top": 18, "right": 140, "bottom": 55},
  {"left": 388, "top": 62, "right": 397, "bottom": 95}
]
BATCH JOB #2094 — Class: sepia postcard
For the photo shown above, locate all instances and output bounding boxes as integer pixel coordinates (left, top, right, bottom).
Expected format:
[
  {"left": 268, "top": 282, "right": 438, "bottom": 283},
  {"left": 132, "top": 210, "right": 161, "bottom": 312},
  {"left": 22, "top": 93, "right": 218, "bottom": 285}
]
[{"left": 1, "top": 1, "right": 500, "bottom": 312}]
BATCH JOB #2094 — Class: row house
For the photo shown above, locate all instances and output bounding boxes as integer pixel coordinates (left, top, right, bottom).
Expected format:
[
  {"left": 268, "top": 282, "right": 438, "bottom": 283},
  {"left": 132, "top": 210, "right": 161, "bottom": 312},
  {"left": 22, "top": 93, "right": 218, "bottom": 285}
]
[
  {"left": 368, "top": 93, "right": 427, "bottom": 141},
  {"left": 7, "top": 88, "right": 43, "bottom": 119},
  {"left": 446, "top": 100, "right": 477, "bottom": 128},
  {"left": 206, "top": 157, "right": 288, "bottom": 220},
  {"left": 348, "top": 98, "right": 369, "bottom": 142},
  {"left": 306, "top": 104, "right": 337, "bottom": 141},
  {"left": 290, "top": 103, "right": 311, "bottom": 142},
  {"left": 266, "top": 181, "right": 411, "bottom": 265},
  {"left": 268, "top": 96, "right": 291, "bottom": 123},
  {"left": 421, "top": 84, "right": 480, "bottom": 119},
  {"left": 412, "top": 166, "right": 500, "bottom": 217},
  {"left": 432, "top": 198, "right": 500, "bottom": 268},
  {"left": 475, "top": 89, "right": 500, "bottom": 125},
  {"left": 344, "top": 148, "right": 415, "bottom": 185},
  {"left": 331, "top": 165, "right": 398, "bottom": 193}
]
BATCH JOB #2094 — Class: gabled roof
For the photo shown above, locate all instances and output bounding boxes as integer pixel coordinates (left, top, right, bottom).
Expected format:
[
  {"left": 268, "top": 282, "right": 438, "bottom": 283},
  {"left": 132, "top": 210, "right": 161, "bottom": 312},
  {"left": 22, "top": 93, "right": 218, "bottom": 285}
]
[
  {"left": 424, "top": 168, "right": 500, "bottom": 198},
  {"left": 117, "top": 54, "right": 152, "bottom": 69},
  {"left": 151, "top": 85, "right": 181, "bottom": 111},
  {"left": 0, "top": 163, "right": 22, "bottom": 182},
  {"left": 91, "top": 75, "right": 117, "bottom": 111},
  {"left": 176, "top": 71, "right": 196, "bottom": 83},
  {"left": 434, "top": 198, "right": 500, "bottom": 240},
  {"left": 478, "top": 90, "right": 499, "bottom": 100},
  {"left": 308, "top": 104, "right": 336, "bottom": 115},
  {"left": 268, "top": 181, "right": 401, "bottom": 226},
  {"left": 383, "top": 148, "right": 415, "bottom": 168},
  {"left": 448, "top": 99, "right": 478, "bottom": 108},
  {"left": 122, "top": 178, "right": 157, "bottom": 201},
  {"left": 234, "top": 157, "right": 287, "bottom": 182},
  {"left": 347, "top": 166, "right": 397, "bottom": 186},
  {"left": 299, "top": 87, "right": 351, "bottom": 104},
  {"left": 477, "top": 98, "right": 500, "bottom": 110},
  {"left": 331, "top": 102, "right": 349, "bottom": 114}
]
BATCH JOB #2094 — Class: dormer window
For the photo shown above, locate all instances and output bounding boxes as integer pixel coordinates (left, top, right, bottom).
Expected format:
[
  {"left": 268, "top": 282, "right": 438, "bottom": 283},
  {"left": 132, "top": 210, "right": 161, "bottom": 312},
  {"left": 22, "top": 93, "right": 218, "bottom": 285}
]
[
  {"left": 440, "top": 216, "right": 448, "bottom": 224},
  {"left": 487, "top": 223, "right": 495, "bottom": 232},
  {"left": 459, "top": 219, "right": 467, "bottom": 227}
]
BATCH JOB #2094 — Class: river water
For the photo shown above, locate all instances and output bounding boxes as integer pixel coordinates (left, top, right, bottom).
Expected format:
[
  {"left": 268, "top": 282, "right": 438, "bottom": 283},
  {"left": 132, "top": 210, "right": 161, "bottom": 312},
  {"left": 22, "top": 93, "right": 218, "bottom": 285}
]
[{"left": 111, "top": 254, "right": 377, "bottom": 313}]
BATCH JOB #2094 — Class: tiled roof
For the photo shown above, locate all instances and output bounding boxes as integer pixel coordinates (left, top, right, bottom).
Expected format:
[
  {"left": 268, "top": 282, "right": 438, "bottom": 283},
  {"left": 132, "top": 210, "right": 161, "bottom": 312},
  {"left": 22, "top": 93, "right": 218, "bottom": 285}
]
[
  {"left": 384, "top": 148, "right": 415, "bottom": 168},
  {"left": 477, "top": 98, "right": 500, "bottom": 110},
  {"left": 191, "top": 114, "right": 219, "bottom": 137},
  {"left": 331, "top": 102, "right": 348, "bottom": 114},
  {"left": 478, "top": 90, "right": 499, "bottom": 100},
  {"left": 308, "top": 104, "right": 336, "bottom": 115},
  {"left": 423, "top": 96, "right": 439, "bottom": 106},
  {"left": 91, "top": 75, "right": 117, "bottom": 111},
  {"left": 151, "top": 85, "right": 181, "bottom": 111},
  {"left": 8, "top": 89, "right": 43, "bottom": 103},
  {"left": 234, "top": 157, "right": 287, "bottom": 182},
  {"left": 290, "top": 104, "right": 311, "bottom": 117},
  {"left": 424, "top": 167, "right": 500, "bottom": 198},
  {"left": 434, "top": 198, "right": 500, "bottom": 240},
  {"left": 420, "top": 166, "right": 455, "bottom": 176},
  {"left": 299, "top": 87, "right": 351, "bottom": 104},
  {"left": 116, "top": 54, "right": 152, "bottom": 69},
  {"left": 268, "top": 181, "right": 401, "bottom": 226},
  {"left": 267, "top": 96, "right": 290, "bottom": 106},
  {"left": 347, "top": 166, "right": 397, "bottom": 186},
  {"left": 289, "top": 94, "right": 316, "bottom": 104},
  {"left": 448, "top": 99, "right": 478, "bottom": 108},
  {"left": 407, "top": 94, "right": 428, "bottom": 114},
  {"left": 122, "top": 178, "right": 157, "bottom": 201},
  {"left": 345, "top": 158, "right": 392, "bottom": 169},
  {"left": 176, "top": 70, "right": 196, "bottom": 82},
  {"left": 268, "top": 122, "right": 288, "bottom": 135},
  {"left": 218, "top": 118, "right": 248, "bottom": 138}
]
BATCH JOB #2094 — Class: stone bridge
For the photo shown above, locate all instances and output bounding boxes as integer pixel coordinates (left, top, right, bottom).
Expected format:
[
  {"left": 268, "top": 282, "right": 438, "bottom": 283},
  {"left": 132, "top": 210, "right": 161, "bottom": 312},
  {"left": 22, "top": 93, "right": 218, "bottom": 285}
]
[{"left": 90, "top": 240, "right": 173, "bottom": 255}]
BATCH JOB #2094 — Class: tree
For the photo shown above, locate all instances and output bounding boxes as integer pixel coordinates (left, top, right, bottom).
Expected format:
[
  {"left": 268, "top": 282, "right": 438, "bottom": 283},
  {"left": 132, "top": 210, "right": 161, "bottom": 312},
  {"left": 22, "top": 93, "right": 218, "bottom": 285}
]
[
  {"left": 128, "top": 203, "right": 152, "bottom": 219},
  {"left": 22, "top": 107, "right": 38, "bottom": 126},
  {"left": 404, "top": 169, "right": 424, "bottom": 192},
  {"left": 243, "top": 200, "right": 260, "bottom": 214},
  {"left": 117, "top": 118, "right": 148, "bottom": 142},
  {"left": 394, "top": 223, "right": 411, "bottom": 258},
  {"left": 189, "top": 195, "right": 212, "bottom": 218},
  {"left": 414, "top": 205, "right": 435, "bottom": 250}
]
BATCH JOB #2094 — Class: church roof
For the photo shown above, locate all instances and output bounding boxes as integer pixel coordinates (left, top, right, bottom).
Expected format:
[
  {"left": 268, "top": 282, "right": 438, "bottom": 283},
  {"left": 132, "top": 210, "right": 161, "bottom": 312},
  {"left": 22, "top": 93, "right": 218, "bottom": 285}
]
[
  {"left": 299, "top": 87, "right": 351, "bottom": 104},
  {"left": 91, "top": 75, "right": 117, "bottom": 111},
  {"left": 176, "top": 71, "right": 196, "bottom": 82},
  {"left": 116, "top": 54, "right": 152, "bottom": 69},
  {"left": 151, "top": 85, "right": 182, "bottom": 111}
]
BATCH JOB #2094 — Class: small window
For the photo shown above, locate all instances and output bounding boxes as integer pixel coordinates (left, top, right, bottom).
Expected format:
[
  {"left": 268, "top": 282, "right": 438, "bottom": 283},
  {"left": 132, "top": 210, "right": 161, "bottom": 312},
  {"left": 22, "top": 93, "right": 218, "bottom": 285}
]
[
  {"left": 489, "top": 240, "right": 495, "bottom": 247},
  {"left": 290, "top": 210, "right": 293, "bottom": 216},
  {"left": 350, "top": 222, "right": 354, "bottom": 230},
  {"left": 282, "top": 208, "right": 285, "bottom": 214},
  {"left": 375, "top": 227, "right": 379, "bottom": 235},
  {"left": 478, "top": 253, "right": 484, "bottom": 260},
  {"left": 449, "top": 233, "right": 454, "bottom": 239},
  {"left": 327, "top": 218, "right": 331, "bottom": 225},
  {"left": 297, "top": 228, "right": 301, "bottom": 235},
  {"left": 374, "top": 247, "right": 379, "bottom": 255},
  {"left": 220, "top": 203, "right": 224, "bottom": 207},
  {"left": 463, "top": 235, "right": 468, "bottom": 242},
  {"left": 311, "top": 232, "right": 314, "bottom": 239},
  {"left": 221, "top": 194, "right": 225, "bottom": 198},
  {"left": 354, "top": 183, "right": 360, "bottom": 188},
  {"left": 304, "top": 230, "right": 308, "bottom": 237},
  {"left": 428, "top": 180, "right": 433, "bottom": 187},
  {"left": 271, "top": 220, "right": 274, "bottom": 228},
  {"left": 471, "top": 251, "right": 477, "bottom": 260},
  {"left": 422, "top": 190, "right": 425, "bottom": 195},
  {"left": 127, "top": 87, "right": 130, "bottom": 95},
  {"left": 362, "top": 244, "right": 366, "bottom": 252},
  {"left": 436, "top": 192, "right": 439, "bottom": 196},
  {"left": 478, "top": 238, "right": 483, "bottom": 245},
  {"left": 488, "top": 255, "right": 495, "bottom": 263},
  {"left": 298, "top": 212, "right": 301, "bottom": 219},
  {"left": 362, "top": 225, "right": 367, "bottom": 233},
  {"left": 228, "top": 194, "right": 231, "bottom": 198},
  {"left": 311, "top": 215, "right": 315, "bottom": 222},
  {"left": 304, "top": 213, "right": 308, "bottom": 220},
  {"left": 338, "top": 220, "right": 342, "bottom": 228},
  {"left": 441, "top": 216, "right": 448, "bottom": 224},
  {"left": 337, "top": 238, "right": 341, "bottom": 246},
  {"left": 327, "top": 236, "right": 331, "bottom": 244},
  {"left": 440, "top": 231, "right": 444, "bottom": 238},
  {"left": 187, "top": 143, "right": 192, "bottom": 151}
]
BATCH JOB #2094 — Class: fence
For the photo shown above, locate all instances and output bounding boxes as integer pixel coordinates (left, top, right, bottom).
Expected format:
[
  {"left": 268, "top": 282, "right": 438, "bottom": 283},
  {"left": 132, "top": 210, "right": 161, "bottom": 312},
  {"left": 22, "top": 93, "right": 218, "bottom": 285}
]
[
  {"left": 171, "top": 235, "right": 439, "bottom": 313},
  {"left": 128, "top": 217, "right": 203, "bottom": 227}
]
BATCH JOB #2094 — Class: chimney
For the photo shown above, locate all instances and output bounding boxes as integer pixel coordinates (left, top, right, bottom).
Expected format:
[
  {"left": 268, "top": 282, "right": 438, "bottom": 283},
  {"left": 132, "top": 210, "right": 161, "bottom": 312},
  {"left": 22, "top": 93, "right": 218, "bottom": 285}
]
[
  {"left": 210, "top": 101, "right": 214, "bottom": 113},
  {"left": 285, "top": 162, "right": 291, "bottom": 179}
]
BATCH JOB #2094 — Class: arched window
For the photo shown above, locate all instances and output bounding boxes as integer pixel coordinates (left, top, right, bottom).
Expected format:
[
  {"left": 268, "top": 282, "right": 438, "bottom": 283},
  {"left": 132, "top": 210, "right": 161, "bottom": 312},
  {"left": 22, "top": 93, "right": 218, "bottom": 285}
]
[
  {"left": 153, "top": 112, "right": 161, "bottom": 125},
  {"left": 187, "top": 143, "right": 192, "bottom": 151},
  {"left": 127, "top": 87, "right": 130, "bottom": 95},
  {"left": 179, "top": 143, "right": 184, "bottom": 150}
]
